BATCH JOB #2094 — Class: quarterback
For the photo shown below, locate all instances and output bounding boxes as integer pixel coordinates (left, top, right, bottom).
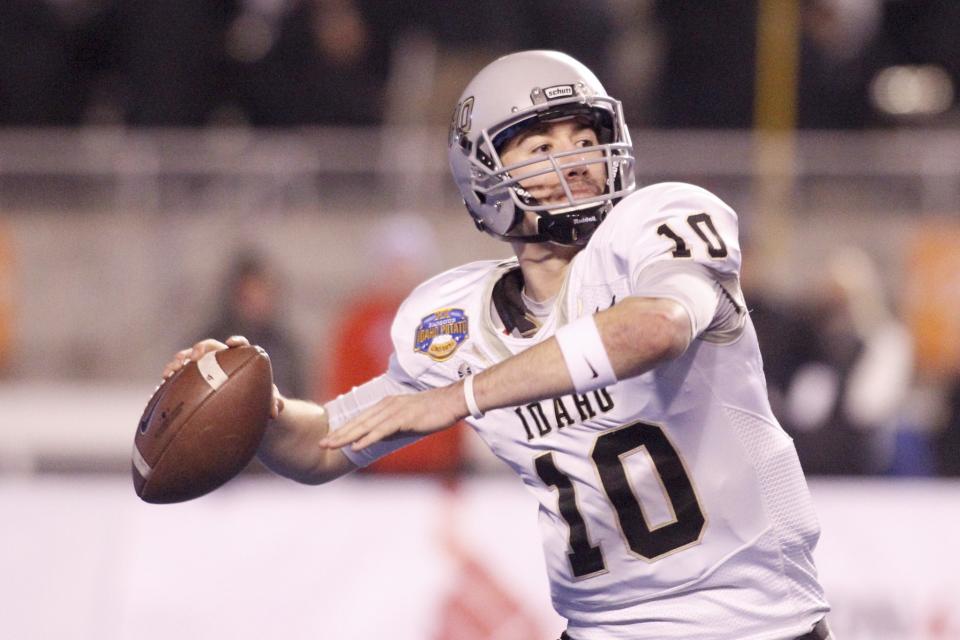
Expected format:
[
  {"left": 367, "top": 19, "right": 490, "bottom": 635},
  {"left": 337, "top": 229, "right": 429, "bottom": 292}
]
[{"left": 164, "top": 51, "right": 832, "bottom": 639}]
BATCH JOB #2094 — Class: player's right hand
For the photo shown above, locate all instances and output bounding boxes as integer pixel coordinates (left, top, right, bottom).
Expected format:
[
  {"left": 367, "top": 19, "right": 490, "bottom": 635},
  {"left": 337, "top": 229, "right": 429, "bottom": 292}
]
[
  {"left": 161, "top": 335, "right": 244, "bottom": 379},
  {"left": 160, "top": 335, "right": 284, "bottom": 419}
]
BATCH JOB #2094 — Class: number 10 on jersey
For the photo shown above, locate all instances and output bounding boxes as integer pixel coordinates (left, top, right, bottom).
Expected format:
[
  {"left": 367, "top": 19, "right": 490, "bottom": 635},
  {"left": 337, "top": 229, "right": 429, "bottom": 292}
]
[{"left": 535, "top": 421, "right": 706, "bottom": 578}]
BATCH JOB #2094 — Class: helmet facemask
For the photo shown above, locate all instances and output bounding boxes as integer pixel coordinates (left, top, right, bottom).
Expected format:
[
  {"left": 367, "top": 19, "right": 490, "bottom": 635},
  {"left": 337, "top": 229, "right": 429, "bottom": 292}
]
[{"left": 463, "top": 96, "right": 635, "bottom": 246}]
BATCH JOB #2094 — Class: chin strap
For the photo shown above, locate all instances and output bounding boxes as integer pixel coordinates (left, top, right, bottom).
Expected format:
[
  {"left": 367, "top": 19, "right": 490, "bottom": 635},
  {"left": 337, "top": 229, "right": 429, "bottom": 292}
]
[
  {"left": 469, "top": 200, "right": 612, "bottom": 246},
  {"left": 507, "top": 205, "right": 608, "bottom": 246}
]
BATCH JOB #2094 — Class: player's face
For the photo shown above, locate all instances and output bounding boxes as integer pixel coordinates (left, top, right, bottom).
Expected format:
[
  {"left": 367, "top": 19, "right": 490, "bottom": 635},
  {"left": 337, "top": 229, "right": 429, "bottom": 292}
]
[{"left": 499, "top": 118, "right": 606, "bottom": 206}]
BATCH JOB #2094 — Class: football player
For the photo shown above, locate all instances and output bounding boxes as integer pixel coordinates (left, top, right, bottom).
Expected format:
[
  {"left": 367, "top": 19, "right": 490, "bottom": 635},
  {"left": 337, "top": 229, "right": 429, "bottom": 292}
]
[{"left": 165, "top": 51, "right": 832, "bottom": 640}]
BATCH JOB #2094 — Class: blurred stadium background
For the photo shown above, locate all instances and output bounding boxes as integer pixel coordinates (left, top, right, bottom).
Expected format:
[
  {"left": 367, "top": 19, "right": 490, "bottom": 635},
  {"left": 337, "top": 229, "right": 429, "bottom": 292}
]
[{"left": 1, "top": 1, "right": 960, "bottom": 639}]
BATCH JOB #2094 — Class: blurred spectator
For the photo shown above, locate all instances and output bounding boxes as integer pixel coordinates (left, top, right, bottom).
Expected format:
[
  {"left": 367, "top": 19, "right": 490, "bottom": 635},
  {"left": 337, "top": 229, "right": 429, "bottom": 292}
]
[
  {"left": 653, "top": 0, "right": 959, "bottom": 129},
  {"left": 903, "top": 222, "right": 960, "bottom": 476},
  {"left": 375, "top": 0, "right": 615, "bottom": 65},
  {"left": 797, "top": 0, "right": 880, "bottom": 128},
  {"left": 873, "top": 0, "right": 960, "bottom": 91},
  {"left": 321, "top": 214, "right": 466, "bottom": 475},
  {"left": 368, "top": 0, "right": 615, "bottom": 129},
  {"left": 938, "top": 380, "right": 960, "bottom": 476},
  {"left": 0, "top": 225, "right": 13, "bottom": 374},
  {"left": 740, "top": 247, "right": 820, "bottom": 435},
  {"left": 113, "top": 0, "right": 237, "bottom": 126},
  {"left": 227, "top": 0, "right": 386, "bottom": 125},
  {"left": 3, "top": 0, "right": 959, "bottom": 129},
  {"left": 782, "top": 247, "right": 915, "bottom": 475},
  {"left": 0, "top": 0, "right": 101, "bottom": 124},
  {"left": 654, "top": 1, "right": 757, "bottom": 128},
  {"left": 604, "top": 0, "right": 663, "bottom": 127},
  {"left": 514, "top": 1, "right": 616, "bottom": 88},
  {"left": 201, "top": 250, "right": 305, "bottom": 397},
  {"left": 745, "top": 241, "right": 921, "bottom": 475}
]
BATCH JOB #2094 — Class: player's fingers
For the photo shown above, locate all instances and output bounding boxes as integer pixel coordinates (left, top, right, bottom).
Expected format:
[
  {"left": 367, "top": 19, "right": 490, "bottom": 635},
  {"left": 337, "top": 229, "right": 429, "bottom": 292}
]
[
  {"left": 163, "top": 337, "right": 229, "bottom": 379},
  {"left": 320, "top": 396, "right": 404, "bottom": 448},
  {"left": 336, "top": 399, "right": 395, "bottom": 439},
  {"left": 225, "top": 335, "right": 250, "bottom": 347},
  {"left": 321, "top": 403, "right": 391, "bottom": 447},
  {"left": 270, "top": 385, "right": 284, "bottom": 419},
  {"left": 349, "top": 402, "right": 420, "bottom": 449},
  {"left": 355, "top": 399, "right": 395, "bottom": 425},
  {"left": 320, "top": 418, "right": 372, "bottom": 448},
  {"left": 351, "top": 423, "right": 399, "bottom": 451},
  {"left": 189, "top": 338, "right": 228, "bottom": 360},
  {"left": 162, "top": 348, "right": 194, "bottom": 378}
]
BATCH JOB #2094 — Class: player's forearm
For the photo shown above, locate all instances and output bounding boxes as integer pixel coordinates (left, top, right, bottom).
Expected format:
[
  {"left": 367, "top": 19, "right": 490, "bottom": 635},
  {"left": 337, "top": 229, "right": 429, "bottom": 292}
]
[
  {"left": 470, "top": 297, "right": 690, "bottom": 414},
  {"left": 257, "top": 397, "right": 355, "bottom": 484}
]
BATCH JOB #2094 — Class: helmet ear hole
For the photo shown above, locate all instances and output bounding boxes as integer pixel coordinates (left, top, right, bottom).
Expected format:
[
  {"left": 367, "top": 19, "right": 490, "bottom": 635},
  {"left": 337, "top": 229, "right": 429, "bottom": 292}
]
[
  {"left": 594, "top": 110, "right": 615, "bottom": 145},
  {"left": 476, "top": 148, "right": 497, "bottom": 171}
]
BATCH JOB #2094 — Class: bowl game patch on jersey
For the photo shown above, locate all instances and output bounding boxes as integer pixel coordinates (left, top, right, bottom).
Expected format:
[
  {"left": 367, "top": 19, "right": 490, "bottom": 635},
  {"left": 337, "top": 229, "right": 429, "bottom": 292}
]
[{"left": 414, "top": 308, "right": 469, "bottom": 362}]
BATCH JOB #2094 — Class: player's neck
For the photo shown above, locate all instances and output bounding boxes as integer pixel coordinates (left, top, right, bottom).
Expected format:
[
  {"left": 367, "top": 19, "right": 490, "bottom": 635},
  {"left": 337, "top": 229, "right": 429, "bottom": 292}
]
[{"left": 511, "top": 240, "right": 580, "bottom": 302}]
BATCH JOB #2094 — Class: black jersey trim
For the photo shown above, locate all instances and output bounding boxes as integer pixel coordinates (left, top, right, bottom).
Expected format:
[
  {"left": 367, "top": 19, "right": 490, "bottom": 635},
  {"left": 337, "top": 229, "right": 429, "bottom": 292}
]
[{"left": 491, "top": 267, "right": 539, "bottom": 336}]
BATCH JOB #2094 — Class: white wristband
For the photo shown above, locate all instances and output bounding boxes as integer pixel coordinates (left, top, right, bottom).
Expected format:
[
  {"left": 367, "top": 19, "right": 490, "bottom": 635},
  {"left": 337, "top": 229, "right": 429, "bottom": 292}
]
[
  {"left": 554, "top": 314, "right": 618, "bottom": 394},
  {"left": 463, "top": 374, "right": 484, "bottom": 419}
]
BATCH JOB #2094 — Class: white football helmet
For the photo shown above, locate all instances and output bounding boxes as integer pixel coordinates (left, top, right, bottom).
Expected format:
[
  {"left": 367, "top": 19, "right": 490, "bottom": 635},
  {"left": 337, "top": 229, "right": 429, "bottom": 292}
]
[{"left": 448, "top": 50, "right": 636, "bottom": 245}]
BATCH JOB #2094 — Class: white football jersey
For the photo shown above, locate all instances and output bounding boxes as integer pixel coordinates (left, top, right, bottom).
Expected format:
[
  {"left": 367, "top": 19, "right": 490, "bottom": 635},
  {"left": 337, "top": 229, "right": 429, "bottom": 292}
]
[{"left": 338, "top": 183, "right": 829, "bottom": 639}]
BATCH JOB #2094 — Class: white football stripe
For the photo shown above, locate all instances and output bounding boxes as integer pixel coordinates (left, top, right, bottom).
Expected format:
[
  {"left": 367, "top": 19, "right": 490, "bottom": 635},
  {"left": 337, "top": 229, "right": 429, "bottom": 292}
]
[
  {"left": 197, "top": 351, "right": 229, "bottom": 391},
  {"left": 131, "top": 443, "right": 152, "bottom": 479}
]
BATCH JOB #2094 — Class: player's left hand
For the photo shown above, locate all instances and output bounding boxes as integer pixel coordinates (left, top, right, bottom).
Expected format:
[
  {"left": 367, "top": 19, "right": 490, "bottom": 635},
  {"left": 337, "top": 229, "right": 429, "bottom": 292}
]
[{"left": 318, "top": 383, "right": 468, "bottom": 451}]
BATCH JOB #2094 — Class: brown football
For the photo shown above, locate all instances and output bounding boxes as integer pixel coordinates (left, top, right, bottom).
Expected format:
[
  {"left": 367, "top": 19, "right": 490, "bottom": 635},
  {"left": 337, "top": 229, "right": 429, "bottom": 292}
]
[{"left": 133, "top": 345, "right": 273, "bottom": 504}]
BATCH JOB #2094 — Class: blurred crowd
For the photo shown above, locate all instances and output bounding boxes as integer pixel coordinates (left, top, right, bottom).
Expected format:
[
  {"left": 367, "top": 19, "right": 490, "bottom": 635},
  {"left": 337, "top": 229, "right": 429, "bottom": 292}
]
[
  {"left": 2, "top": 1, "right": 959, "bottom": 478},
  {"left": 1, "top": 0, "right": 959, "bottom": 129},
  {"left": 745, "top": 244, "right": 954, "bottom": 478}
]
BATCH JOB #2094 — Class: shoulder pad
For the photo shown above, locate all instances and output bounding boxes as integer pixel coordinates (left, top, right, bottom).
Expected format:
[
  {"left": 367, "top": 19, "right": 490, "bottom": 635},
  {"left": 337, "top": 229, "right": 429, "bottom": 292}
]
[
  {"left": 390, "top": 259, "right": 506, "bottom": 384},
  {"left": 587, "top": 182, "right": 742, "bottom": 281}
]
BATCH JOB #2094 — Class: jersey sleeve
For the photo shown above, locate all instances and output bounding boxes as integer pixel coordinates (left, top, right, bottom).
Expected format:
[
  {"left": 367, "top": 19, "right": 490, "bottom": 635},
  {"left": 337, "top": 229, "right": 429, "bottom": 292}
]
[
  {"left": 606, "top": 182, "right": 742, "bottom": 284},
  {"left": 587, "top": 182, "right": 745, "bottom": 340},
  {"left": 632, "top": 262, "right": 723, "bottom": 339},
  {"left": 324, "top": 354, "right": 427, "bottom": 467},
  {"left": 328, "top": 259, "right": 500, "bottom": 466},
  {"left": 387, "top": 259, "right": 500, "bottom": 388}
]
